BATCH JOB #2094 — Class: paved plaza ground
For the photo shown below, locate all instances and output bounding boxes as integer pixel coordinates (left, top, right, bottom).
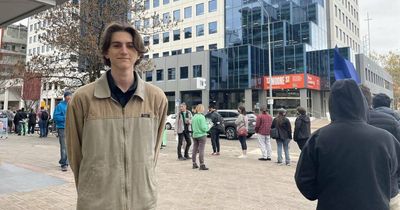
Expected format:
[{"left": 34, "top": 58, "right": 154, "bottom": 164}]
[{"left": 0, "top": 119, "right": 329, "bottom": 210}]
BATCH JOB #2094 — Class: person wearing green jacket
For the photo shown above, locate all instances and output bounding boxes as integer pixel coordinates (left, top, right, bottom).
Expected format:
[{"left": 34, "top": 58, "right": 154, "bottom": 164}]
[{"left": 191, "top": 104, "right": 210, "bottom": 170}]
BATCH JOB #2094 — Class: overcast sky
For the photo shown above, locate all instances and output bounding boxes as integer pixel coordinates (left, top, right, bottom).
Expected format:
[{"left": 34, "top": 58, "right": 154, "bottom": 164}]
[{"left": 358, "top": 0, "right": 400, "bottom": 54}]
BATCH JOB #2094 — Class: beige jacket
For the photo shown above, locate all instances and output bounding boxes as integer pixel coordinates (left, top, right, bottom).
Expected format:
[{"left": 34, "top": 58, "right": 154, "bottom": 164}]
[{"left": 66, "top": 71, "right": 167, "bottom": 210}]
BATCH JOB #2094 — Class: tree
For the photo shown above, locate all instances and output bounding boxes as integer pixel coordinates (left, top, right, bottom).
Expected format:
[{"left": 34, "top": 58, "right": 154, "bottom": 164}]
[
  {"left": 373, "top": 51, "right": 400, "bottom": 109},
  {"left": 27, "top": 0, "right": 176, "bottom": 90}
]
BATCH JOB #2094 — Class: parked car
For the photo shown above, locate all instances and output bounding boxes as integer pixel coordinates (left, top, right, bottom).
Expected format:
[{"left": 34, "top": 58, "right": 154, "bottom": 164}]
[
  {"left": 207, "top": 109, "right": 256, "bottom": 140},
  {"left": 165, "top": 114, "right": 176, "bottom": 130}
]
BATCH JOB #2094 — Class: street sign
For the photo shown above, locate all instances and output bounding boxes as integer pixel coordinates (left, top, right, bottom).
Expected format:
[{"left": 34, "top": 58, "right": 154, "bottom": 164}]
[{"left": 267, "top": 99, "right": 274, "bottom": 105}]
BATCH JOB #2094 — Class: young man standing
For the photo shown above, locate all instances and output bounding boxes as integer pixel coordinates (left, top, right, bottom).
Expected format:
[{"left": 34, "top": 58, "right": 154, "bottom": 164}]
[
  {"left": 175, "top": 102, "right": 192, "bottom": 160},
  {"left": 66, "top": 22, "right": 168, "bottom": 210},
  {"left": 53, "top": 91, "right": 72, "bottom": 171}
]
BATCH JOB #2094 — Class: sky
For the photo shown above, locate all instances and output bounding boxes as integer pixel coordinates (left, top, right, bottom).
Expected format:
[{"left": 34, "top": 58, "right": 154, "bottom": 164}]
[{"left": 358, "top": 0, "right": 400, "bottom": 54}]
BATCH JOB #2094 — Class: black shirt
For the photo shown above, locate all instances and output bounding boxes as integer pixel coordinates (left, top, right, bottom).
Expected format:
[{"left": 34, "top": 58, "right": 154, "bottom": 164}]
[{"left": 106, "top": 71, "right": 138, "bottom": 108}]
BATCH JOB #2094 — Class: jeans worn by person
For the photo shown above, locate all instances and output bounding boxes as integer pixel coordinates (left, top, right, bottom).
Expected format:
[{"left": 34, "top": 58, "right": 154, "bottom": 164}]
[
  {"left": 238, "top": 135, "right": 247, "bottom": 150},
  {"left": 58, "top": 128, "right": 68, "bottom": 168},
  {"left": 177, "top": 130, "right": 192, "bottom": 159},
  {"left": 39, "top": 120, "right": 47, "bottom": 137},
  {"left": 277, "top": 139, "right": 291, "bottom": 165},
  {"left": 192, "top": 136, "right": 207, "bottom": 165},
  {"left": 210, "top": 129, "right": 220, "bottom": 154}
]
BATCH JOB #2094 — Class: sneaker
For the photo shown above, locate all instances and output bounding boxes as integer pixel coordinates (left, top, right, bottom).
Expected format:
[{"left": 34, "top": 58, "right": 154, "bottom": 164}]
[
  {"left": 238, "top": 155, "right": 247, "bottom": 159},
  {"left": 215, "top": 152, "right": 220, "bottom": 155},
  {"left": 266, "top": 158, "right": 272, "bottom": 161},
  {"left": 192, "top": 163, "right": 199, "bottom": 169},
  {"left": 61, "top": 166, "right": 68, "bottom": 172},
  {"left": 199, "top": 165, "right": 209, "bottom": 170},
  {"left": 184, "top": 156, "right": 191, "bottom": 159},
  {"left": 277, "top": 161, "right": 284, "bottom": 165},
  {"left": 258, "top": 158, "right": 268, "bottom": 161},
  {"left": 178, "top": 157, "right": 187, "bottom": 161},
  {"left": 211, "top": 152, "right": 216, "bottom": 155},
  {"left": 286, "top": 163, "right": 291, "bottom": 166}
]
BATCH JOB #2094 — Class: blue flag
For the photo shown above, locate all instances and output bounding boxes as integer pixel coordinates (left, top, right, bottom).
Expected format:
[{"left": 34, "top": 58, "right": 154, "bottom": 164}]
[{"left": 333, "top": 47, "right": 361, "bottom": 84}]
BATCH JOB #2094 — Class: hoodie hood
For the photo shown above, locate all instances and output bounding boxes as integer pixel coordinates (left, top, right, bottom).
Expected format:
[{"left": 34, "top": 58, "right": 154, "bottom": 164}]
[
  {"left": 298, "top": 114, "right": 310, "bottom": 123},
  {"left": 329, "top": 79, "right": 368, "bottom": 122}
]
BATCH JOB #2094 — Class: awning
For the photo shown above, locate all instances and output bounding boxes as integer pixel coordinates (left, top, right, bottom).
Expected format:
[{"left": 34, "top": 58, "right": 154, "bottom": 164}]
[{"left": 0, "top": 0, "right": 68, "bottom": 27}]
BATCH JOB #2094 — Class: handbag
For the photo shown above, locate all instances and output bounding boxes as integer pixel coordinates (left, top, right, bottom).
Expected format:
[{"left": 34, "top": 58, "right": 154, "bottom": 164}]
[
  {"left": 237, "top": 126, "right": 248, "bottom": 137},
  {"left": 270, "top": 128, "right": 279, "bottom": 139}
]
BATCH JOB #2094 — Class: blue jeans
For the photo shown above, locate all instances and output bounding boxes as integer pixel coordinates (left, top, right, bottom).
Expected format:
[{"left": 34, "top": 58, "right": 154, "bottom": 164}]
[
  {"left": 58, "top": 128, "right": 68, "bottom": 167},
  {"left": 238, "top": 135, "right": 247, "bottom": 150},
  {"left": 276, "top": 139, "right": 291, "bottom": 164},
  {"left": 39, "top": 120, "right": 47, "bottom": 137}
]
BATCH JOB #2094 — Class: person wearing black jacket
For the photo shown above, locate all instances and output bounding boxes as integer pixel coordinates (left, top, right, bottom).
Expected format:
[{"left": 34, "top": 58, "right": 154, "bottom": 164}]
[
  {"left": 293, "top": 106, "right": 311, "bottom": 150},
  {"left": 271, "top": 108, "right": 292, "bottom": 165},
  {"left": 28, "top": 109, "right": 37, "bottom": 135},
  {"left": 373, "top": 93, "right": 400, "bottom": 121},
  {"left": 205, "top": 104, "right": 223, "bottom": 155},
  {"left": 360, "top": 85, "right": 400, "bottom": 141},
  {"left": 295, "top": 79, "right": 400, "bottom": 210}
]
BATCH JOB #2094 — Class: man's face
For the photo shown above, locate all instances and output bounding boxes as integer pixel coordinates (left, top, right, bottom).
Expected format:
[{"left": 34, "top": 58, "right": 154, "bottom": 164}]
[
  {"left": 65, "top": 95, "right": 71, "bottom": 103},
  {"left": 104, "top": 31, "right": 139, "bottom": 71},
  {"left": 180, "top": 104, "right": 187, "bottom": 112}
]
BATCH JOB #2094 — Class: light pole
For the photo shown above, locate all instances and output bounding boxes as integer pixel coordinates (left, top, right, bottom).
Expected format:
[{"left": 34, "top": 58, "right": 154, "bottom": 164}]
[{"left": 257, "top": 0, "right": 273, "bottom": 115}]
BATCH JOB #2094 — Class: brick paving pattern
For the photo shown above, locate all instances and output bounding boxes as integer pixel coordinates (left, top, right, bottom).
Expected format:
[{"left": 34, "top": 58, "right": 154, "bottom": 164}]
[{"left": 0, "top": 119, "right": 329, "bottom": 210}]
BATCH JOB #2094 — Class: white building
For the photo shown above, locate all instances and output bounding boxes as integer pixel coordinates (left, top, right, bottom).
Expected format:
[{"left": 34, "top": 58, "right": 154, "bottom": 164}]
[
  {"left": 142, "top": 0, "right": 223, "bottom": 58},
  {"left": 326, "top": 0, "right": 361, "bottom": 53},
  {"left": 26, "top": 17, "right": 67, "bottom": 115}
]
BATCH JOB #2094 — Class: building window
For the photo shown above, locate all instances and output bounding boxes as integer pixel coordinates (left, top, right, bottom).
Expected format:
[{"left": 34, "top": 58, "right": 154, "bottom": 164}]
[
  {"left": 168, "top": 68, "right": 176, "bottom": 80},
  {"left": 41, "top": 46, "right": 45, "bottom": 53},
  {"left": 208, "top": 0, "right": 217, "bottom": 12},
  {"left": 335, "top": 26, "right": 338, "bottom": 38},
  {"left": 163, "top": 12, "right": 169, "bottom": 24},
  {"left": 180, "top": 66, "right": 189, "bottom": 79},
  {"left": 143, "top": 36, "right": 150, "bottom": 46},
  {"left": 171, "top": 49, "right": 182, "bottom": 55},
  {"left": 196, "top": 24, "right": 204, "bottom": 36},
  {"left": 173, "top": 9, "right": 180, "bottom": 21},
  {"left": 156, "top": 69, "right": 164, "bottom": 81},
  {"left": 134, "top": 20, "right": 141, "bottom": 30},
  {"left": 163, "top": 51, "right": 169, "bottom": 57},
  {"left": 144, "top": 0, "right": 150, "bottom": 9},
  {"left": 163, "top": 0, "right": 169, "bottom": 5},
  {"left": 29, "top": 37, "right": 32, "bottom": 44},
  {"left": 184, "top": 6, "right": 192, "bottom": 19},
  {"left": 184, "top": 48, "right": 192, "bottom": 53},
  {"left": 208, "top": 21, "right": 217, "bottom": 34},
  {"left": 153, "top": 53, "right": 159, "bottom": 58},
  {"left": 173, "top": 29, "right": 180, "bottom": 41},
  {"left": 335, "top": 5, "right": 337, "bottom": 17},
  {"left": 193, "top": 65, "right": 202, "bottom": 77},
  {"left": 29, "top": 25, "right": 33, "bottom": 31},
  {"left": 153, "top": 0, "right": 159, "bottom": 7},
  {"left": 209, "top": 44, "right": 217, "bottom": 50},
  {"left": 153, "top": 34, "right": 159, "bottom": 44},
  {"left": 28, "top": 49, "right": 32, "bottom": 55},
  {"left": 145, "top": 71, "right": 152, "bottom": 82},
  {"left": 196, "top": 46, "right": 204, "bottom": 51},
  {"left": 184, "top": 27, "right": 192, "bottom": 39},
  {"left": 196, "top": 3, "right": 204, "bottom": 16},
  {"left": 144, "top": 18, "right": 150, "bottom": 28},
  {"left": 163, "top": 32, "right": 169, "bottom": 43}
]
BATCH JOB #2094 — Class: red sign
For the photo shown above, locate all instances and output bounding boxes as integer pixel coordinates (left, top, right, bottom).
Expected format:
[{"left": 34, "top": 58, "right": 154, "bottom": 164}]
[
  {"left": 23, "top": 73, "right": 42, "bottom": 100},
  {"left": 263, "top": 73, "right": 320, "bottom": 90}
]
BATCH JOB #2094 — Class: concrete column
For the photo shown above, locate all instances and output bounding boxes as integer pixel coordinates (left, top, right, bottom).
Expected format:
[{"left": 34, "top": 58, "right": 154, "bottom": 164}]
[
  {"left": 175, "top": 90, "right": 181, "bottom": 113},
  {"left": 311, "top": 90, "right": 322, "bottom": 118},
  {"left": 300, "top": 89, "right": 308, "bottom": 110},
  {"left": 50, "top": 83, "right": 56, "bottom": 116},
  {"left": 201, "top": 89, "right": 209, "bottom": 108},
  {"left": 244, "top": 89, "right": 252, "bottom": 111},
  {"left": 3, "top": 89, "right": 9, "bottom": 110},
  {"left": 258, "top": 90, "right": 267, "bottom": 107}
]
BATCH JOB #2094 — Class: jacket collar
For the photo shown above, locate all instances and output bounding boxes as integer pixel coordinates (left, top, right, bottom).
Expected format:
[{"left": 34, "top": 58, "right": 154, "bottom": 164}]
[{"left": 94, "top": 70, "right": 145, "bottom": 100}]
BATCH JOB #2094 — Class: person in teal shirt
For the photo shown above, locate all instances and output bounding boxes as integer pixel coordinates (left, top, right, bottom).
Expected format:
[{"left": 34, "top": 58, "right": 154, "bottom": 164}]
[{"left": 191, "top": 104, "right": 210, "bottom": 170}]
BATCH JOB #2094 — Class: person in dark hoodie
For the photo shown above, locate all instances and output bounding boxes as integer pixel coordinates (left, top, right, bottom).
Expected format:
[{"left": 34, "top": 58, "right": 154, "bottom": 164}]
[
  {"left": 373, "top": 93, "right": 400, "bottom": 121},
  {"left": 360, "top": 85, "right": 400, "bottom": 141},
  {"left": 293, "top": 106, "right": 311, "bottom": 150},
  {"left": 295, "top": 79, "right": 400, "bottom": 210}
]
